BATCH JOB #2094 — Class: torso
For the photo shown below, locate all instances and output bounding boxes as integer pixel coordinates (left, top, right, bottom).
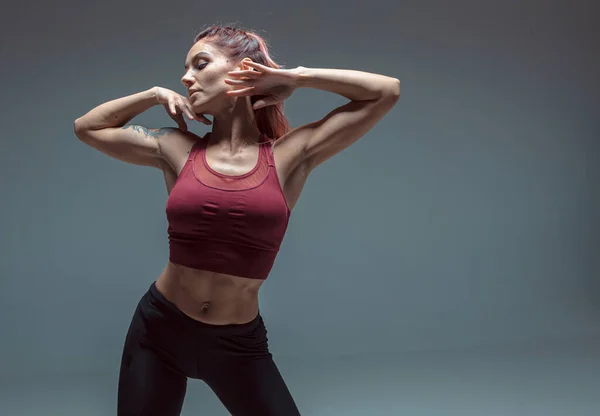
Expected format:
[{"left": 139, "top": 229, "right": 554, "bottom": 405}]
[{"left": 155, "top": 130, "right": 310, "bottom": 325}]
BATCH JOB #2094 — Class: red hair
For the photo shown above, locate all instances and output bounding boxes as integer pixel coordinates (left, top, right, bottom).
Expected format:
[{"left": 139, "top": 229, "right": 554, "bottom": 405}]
[{"left": 193, "top": 24, "right": 292, "bottom": 142}]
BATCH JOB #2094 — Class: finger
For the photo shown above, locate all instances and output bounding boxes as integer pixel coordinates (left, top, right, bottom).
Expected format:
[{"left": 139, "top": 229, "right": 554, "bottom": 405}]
[
  {"left": 173, "top": 100, "right": 192, "bottom": 121},
  {"left": 241, "top": 61, "right": 267, "bottom": 71},
  {"left": 199, "top": 115, "right": 212, "bottom": 125},
  {"left": 183, "top": 105, "right": 195, "bottom": 120},
  {"left": 226, "top": 86, "right": 256, "bottom": 97},
  {"left": 227, "top": 69, "right": 261, "bottom": 78},
  {"left": 174, "top": 113, "right": 188, "bottom": 132},
  {"left": 168, "top": 101, "right": 176, "bottom": 116},
  {"left": 173, "top": 100, "right": 186, "bottom": 117},
  {"left": 180, "top": 101, "right": 195, "bottom": 119},
  {"left": 190, "top": 110, "right": 210, "bottom": 125},
  {"left": 253, "top": 97, "right": 278, "bottom": 110},
  {"left": 224, "top": 78, "right": 252, "bottom": 85}
]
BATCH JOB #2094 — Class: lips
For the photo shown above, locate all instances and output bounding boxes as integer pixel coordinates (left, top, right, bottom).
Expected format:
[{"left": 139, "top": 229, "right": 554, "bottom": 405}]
[{"left": 188, "top": 90, "right": 200, "bottom": 97}]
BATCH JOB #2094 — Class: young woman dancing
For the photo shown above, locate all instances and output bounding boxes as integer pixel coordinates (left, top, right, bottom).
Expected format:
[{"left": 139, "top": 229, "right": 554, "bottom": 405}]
[{"left": 74, "top": 24, "right": 400, "bottom": 416}]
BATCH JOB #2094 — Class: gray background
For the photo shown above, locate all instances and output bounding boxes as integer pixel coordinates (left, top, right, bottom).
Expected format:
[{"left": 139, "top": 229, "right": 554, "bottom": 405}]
[{"left": 1, "top": 0, "right": 599, "bottom": 414}]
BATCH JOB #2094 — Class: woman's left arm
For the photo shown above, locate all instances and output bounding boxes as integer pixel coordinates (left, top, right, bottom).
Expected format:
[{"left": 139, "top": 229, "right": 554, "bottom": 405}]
[
  {"left": 286, "top": 66, "right": 400, "bottom": 170},
  {"left": 294, "top": 66, "right": 400, "bottom": 102},
  {"left": 226, "top": 62, "right": 400, "bottom": 171}
]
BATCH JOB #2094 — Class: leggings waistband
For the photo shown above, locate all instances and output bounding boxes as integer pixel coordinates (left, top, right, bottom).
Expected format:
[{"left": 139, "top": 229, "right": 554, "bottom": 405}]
[{"left": 146, "top": 281, "right": 263, "bottom": 336}]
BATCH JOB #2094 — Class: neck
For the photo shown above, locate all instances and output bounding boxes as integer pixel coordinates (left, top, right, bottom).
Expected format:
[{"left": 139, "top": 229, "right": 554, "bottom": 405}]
[{"left": 209, "top": 96, "right": 262, "bottom": 154}]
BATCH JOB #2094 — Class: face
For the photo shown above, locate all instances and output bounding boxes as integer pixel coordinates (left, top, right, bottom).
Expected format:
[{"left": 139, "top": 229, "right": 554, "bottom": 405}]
[{"left": 181, "top": 39, "right": 247, "bottom": 115}]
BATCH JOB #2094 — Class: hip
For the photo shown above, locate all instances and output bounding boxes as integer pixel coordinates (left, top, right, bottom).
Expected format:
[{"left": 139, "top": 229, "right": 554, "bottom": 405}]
[{"left": 122, "top": 281, "right": 270, "bottom": 380}]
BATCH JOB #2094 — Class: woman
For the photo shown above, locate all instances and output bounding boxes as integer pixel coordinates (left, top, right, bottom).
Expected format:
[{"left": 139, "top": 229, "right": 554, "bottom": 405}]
[{"left": 74, "top": 25, "right": 400, "bottom": 416}]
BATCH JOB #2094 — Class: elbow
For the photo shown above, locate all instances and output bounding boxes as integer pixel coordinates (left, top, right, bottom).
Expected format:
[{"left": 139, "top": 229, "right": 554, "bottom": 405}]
[
  {"left": 73, "top": 117, "right": 89, "bottom": 138},
  {"left": 73, "top": 117, "right": 82, "bottom": 132},
  {"left": 73, "top": 119, "right": 81, "bottom": 137},
  {"left": 388, "top": 78, "right": 400, "bottom": 100},
  {"left": 377, "top": 78, "right": 400, "bottom": 105},
  {"left": 377, "top": 79, "right": 400, "bottom": 107}
]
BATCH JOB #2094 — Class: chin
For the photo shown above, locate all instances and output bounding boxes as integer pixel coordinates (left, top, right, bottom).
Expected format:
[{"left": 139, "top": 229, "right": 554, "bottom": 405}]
[
  {"left": 191, "top": 100, "right": 210, "bottom": 113},
  {"left": 203, "top": 95, "right": 236, "bottom": 114}
]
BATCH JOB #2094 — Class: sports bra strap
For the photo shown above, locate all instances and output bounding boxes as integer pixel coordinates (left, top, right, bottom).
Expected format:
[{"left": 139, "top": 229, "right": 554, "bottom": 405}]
[{"left": 264, "top": 138, "right": 276, "bottom": 167}]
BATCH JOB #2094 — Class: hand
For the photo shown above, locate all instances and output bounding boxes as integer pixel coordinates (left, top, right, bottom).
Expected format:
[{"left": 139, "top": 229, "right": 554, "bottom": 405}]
[
  {"left": 154, "top": 87, "right": 212, "bottom": 131},
  {"left": 224, "top": 62, "right": 299, "bottom": 110}
]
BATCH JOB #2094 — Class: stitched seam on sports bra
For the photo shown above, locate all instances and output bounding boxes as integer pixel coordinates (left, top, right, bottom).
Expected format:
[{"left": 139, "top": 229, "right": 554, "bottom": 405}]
[
  {"left": 170, "top": 236, "right": 281, "bottom": 252},
  {"left": 191, "top": 167, "right": 271, "bottom": 192},
  {"left": 266, "top": 143, "right": 291, "bottom": 215},
  {"left": 191, "top": 141, "right": 270, "bottom": 192},
  {"left": 169, "top": 159, "right": 190, "bottom": 196},
  {"left": 169, "top": 142, "right": 198, "bottom": 191},
  {"left": 201, "top": 136, "right": 264, "bottom": 180}
]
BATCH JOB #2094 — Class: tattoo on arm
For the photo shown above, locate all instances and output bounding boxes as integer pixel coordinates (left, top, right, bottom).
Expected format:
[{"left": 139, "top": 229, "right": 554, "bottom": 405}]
[{"left": 121, "top": 125, "right": 177, "bottom": 138}]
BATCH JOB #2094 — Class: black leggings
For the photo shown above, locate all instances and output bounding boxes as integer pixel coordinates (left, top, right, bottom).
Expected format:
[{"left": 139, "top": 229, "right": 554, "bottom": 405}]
[{"left": 117, "top": 282, "right": 301, "bottom": 416}]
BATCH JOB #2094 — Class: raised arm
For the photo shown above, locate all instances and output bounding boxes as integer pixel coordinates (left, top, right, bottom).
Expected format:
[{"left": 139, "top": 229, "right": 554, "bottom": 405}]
[
  {"left": 73, "top": 87, "right": 172, "bottom": 168},
  {"left": 225, "top": 63, "right": 400, "bottom": 174}
]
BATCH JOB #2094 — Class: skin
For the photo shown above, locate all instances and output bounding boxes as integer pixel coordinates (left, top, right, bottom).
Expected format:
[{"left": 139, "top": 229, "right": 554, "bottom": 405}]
[
  {"left": 154, "top": 39, "right": 309, "bottom": 324},
  {"left": 75, "top": 37, "right": 400, "bottom": 325}
]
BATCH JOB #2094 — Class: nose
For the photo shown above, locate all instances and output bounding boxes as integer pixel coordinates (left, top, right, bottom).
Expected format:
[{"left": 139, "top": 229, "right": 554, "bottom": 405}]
[{"left": 181, "top": 72, "right": 194, "bottom": 88}]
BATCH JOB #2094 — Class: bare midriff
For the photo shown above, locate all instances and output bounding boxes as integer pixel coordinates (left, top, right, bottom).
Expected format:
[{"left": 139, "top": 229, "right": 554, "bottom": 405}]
[{"left": 155, "top": 261, "right": 265, "bottom": 325}]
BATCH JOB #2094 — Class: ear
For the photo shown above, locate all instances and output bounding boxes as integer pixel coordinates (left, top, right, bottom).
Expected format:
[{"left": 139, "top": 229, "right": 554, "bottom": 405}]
[{"left": 239, "top": 57, "right": 255, "bottom": 70}]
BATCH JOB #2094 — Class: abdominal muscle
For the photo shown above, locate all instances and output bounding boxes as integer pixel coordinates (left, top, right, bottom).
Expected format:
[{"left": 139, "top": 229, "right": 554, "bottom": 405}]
[{"left": 155, "top": 261, "right": 265, "bottom": 325}]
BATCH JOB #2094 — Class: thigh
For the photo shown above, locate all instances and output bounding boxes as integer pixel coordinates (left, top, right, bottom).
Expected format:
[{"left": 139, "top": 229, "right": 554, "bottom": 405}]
[
  {"left": 204, "top": 356, "right": 301, "bottom": 416},
  {"left": 117, "top": 308, "right": 188, "bottom": 416}
]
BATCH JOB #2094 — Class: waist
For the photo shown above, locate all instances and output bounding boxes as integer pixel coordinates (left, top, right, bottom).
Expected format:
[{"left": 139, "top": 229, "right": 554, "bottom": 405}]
[
  {"left": 168, "top": 237, "right": 279, "bottom": 279},
  {"left": 156, "top": 261, "right": 264, "bottom": 325}
]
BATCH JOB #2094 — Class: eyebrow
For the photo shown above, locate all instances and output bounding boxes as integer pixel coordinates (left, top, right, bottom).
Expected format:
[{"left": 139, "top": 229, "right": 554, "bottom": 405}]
[{"left": 185, "top": 52, "right": 211, "bottom": 69}]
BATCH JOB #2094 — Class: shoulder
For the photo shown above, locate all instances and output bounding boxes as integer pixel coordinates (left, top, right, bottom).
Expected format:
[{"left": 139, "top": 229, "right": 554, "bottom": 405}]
[
  {"left": 272, "top": 126, "right": 313, "bottom": 177},
  {"left": 158, "top": 128, "right": 205, "bottom": 174}
]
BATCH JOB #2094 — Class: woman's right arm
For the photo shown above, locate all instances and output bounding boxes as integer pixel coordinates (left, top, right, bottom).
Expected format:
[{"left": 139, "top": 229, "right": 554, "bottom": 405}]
[{"left": 73, "top": 87, "right": 174, "bottom": 169}]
